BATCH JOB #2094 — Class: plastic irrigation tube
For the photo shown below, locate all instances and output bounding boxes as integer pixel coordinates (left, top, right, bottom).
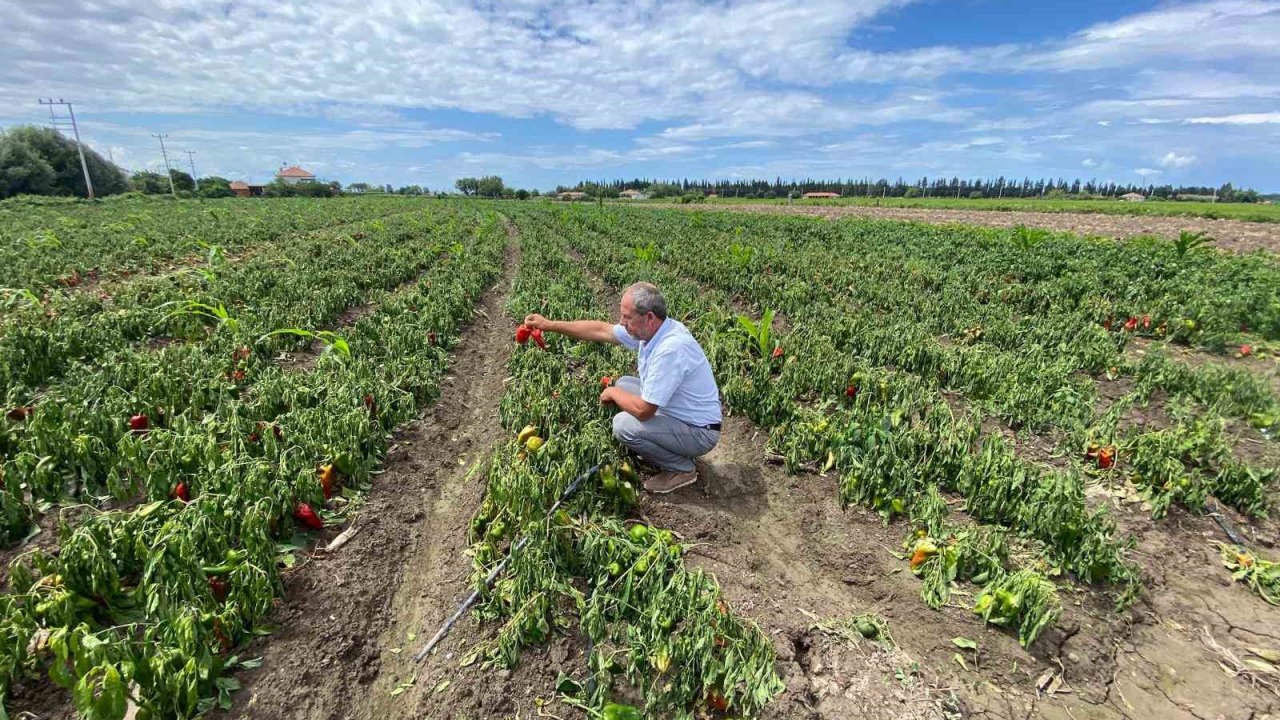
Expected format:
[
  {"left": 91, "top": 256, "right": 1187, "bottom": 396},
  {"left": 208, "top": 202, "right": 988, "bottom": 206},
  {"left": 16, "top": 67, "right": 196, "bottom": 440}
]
[{"left": 411, "top": 462, "right": 603, "bottom": 663}]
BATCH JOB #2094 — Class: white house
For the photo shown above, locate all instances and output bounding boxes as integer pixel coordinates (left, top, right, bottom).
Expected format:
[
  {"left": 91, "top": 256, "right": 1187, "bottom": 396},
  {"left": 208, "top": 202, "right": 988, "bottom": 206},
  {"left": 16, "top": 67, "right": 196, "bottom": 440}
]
[{"left": 1119, "top": 192, "right": 1145, "bottom": 202}]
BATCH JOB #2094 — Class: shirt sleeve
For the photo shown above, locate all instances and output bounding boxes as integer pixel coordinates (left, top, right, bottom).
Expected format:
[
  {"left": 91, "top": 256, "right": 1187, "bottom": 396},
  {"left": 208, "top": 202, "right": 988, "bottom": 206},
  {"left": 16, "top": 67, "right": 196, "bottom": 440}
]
[
  {"left": 640, "top": 347, "right": 689, "bottom": 408},
  {"left": 613, "top": 324, "right": 640, "bottom": 351}
]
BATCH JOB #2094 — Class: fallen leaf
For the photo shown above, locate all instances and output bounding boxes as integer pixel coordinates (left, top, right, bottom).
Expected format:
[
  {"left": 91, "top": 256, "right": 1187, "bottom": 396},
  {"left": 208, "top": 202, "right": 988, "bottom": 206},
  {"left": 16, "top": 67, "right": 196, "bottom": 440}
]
[
  {"left": 953, "top": 653, "right": 968, "bottom": 671},
  {"left": 952, "top": 637, "right": 978, "bottom": 650},
  {"left": 1248, "top": 647, "right": 1280, "bottom": 664},
  {"left": 1244, "top": 658, "right": 1277, "bottom": 674}
]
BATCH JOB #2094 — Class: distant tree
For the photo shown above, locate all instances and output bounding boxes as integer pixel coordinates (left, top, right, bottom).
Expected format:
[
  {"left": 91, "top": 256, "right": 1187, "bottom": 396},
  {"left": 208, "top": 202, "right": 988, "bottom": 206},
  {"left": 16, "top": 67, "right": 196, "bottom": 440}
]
[
  {"left": 0, "top": 136, "right": 57, "bottom": 197},
  {"left": 476, "top": 175, "right": 505, "bottom": 198},
  {"left": 0, "top": 125, "right": 128, "bottom": 198},
  {"left": 903, "top": 186, "right": 922, "bottom": 198},
  {"left": 455, "top": 177, "right": 479, "bottom": 196},
  {"left": 515, "top": 189, "right": 530, "bottom": 200},
  {"left": 263, "top": 178, "right": 337, "bottom": 198},
  {"left": 169, "top": 169, "right": 195, "bottom": 192},
  {"left": 198, "top": 176, "right": 234, "bottom": 198},
  {"left": 131, "top": 171, "right": 171, "bottom": 194}
]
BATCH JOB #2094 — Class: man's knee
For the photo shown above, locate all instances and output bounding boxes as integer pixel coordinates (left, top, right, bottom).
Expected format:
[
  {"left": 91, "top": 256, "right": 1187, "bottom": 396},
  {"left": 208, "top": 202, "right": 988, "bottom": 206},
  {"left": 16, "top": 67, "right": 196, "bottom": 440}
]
[{"left": 612, "top": 412, "right": 640, "bottom": 443}]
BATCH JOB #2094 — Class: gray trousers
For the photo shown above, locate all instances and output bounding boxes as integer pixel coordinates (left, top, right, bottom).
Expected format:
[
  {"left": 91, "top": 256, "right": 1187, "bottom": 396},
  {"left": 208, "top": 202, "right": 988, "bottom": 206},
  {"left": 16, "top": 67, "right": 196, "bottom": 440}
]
[{"left": 611, "top": 376, "right": 720, "bottom": 472}]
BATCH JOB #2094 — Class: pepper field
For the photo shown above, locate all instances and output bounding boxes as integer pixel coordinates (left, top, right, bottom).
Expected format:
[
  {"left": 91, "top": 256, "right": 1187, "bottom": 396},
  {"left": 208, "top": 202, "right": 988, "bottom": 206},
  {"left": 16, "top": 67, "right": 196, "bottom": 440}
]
[{"left": 2, "top": 195, "right": 1279, "bottom": 719}]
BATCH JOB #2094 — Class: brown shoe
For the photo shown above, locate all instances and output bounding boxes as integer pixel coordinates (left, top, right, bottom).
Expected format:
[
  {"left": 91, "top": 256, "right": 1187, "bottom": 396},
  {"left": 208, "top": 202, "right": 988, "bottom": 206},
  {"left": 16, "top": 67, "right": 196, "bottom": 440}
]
[{"left": 644, "top": 470, "right": 698, "bottom": 494}]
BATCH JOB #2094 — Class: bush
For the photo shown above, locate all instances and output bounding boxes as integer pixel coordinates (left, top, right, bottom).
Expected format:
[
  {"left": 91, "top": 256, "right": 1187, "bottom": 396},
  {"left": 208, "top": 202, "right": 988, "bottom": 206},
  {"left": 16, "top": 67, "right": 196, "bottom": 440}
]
[{"left": 679, "top": 193, "right": 706, "bottom": 204}]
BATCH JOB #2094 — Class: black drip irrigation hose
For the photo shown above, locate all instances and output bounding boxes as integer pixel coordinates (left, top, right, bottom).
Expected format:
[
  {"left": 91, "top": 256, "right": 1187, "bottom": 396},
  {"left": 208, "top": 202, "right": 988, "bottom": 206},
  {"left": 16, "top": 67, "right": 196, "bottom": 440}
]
[{"left": 411, "top": 462, "right": 603, "bottom": 663}]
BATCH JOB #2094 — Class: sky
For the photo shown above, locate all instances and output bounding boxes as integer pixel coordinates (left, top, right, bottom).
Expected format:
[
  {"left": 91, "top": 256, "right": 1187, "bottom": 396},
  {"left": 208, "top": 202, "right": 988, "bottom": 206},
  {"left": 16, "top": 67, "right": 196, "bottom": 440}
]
[{"left": 2, "top": 0, "right": 1278, "bottom": 192}]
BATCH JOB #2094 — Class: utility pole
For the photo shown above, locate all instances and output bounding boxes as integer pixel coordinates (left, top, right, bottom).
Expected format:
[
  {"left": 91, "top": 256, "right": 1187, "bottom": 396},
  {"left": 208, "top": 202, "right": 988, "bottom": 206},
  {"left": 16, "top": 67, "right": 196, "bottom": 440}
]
[
  {"left": 184, "top": 150, "right": 199, "bottom": 192},
  {"left": 38, "top": 98, "right": 94, "bottom": 200},
  {"left": 152, "top": 134, "right": 177, "bottom": 198}
]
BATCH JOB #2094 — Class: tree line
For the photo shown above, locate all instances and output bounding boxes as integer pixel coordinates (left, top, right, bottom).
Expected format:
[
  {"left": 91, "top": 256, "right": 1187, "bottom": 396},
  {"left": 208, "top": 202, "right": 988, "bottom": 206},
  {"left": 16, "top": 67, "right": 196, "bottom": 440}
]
[
  {"left": 453, "top": 176, "right": 537, "bottom": 199},
  {"left": 564, "top": 176, "right": 1268, "bottom": 203}
]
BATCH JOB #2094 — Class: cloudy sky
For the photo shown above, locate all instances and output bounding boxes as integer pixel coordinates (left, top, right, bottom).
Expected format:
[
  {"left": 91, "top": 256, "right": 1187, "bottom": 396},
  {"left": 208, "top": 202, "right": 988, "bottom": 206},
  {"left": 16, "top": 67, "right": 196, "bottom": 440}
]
[{"left": 2, "top": 0, "right": 1278, "bottom": 191}]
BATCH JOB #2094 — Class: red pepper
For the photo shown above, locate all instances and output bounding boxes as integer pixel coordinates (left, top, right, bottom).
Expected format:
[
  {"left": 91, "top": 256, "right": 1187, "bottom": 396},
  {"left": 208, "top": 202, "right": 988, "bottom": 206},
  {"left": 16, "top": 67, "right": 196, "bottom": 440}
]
[
  {"left": 771, "top": 346, "right": 784, "bottom": 358},
  {"left": 601, "top": 376, "right": 613, "bottom": 388},
  {"left": 363, "top": 393, "right": 377, "bottom": 414},
  {"left": 272, "top": 424, "right": 284, "bottom": 441},
  {"left": 515, "top": 326, "right": 532, "bottom": 345},
  {"left": 707, "top": 691, "right": 729, "bottom": 712},
  {"left": 209, "top": 577, "right": 229, "bottom": 602},
  {"left": 845, "top": 385, "right": 857, "bottom": 398},
  {"left": 172, "top": 482, "right": 190, "bottom": 502},
  {"left": 427, "top": 332, "right": 437, "bottom": 345},
  {"left": 1240, "top": 344, "right": 1253, "bottom": 357},
  {"left": 1141, "top": 315, "right": 1151, "bottom": 330},
  {"left": 247, "top": 432, "right": 260, "bottom": 444},
  {"left": 230, "top": 369, "right": 246, "bottom": 382},
  {"left": 1123, "top": 317, "right": 1138, "bottom": 332},
  {"left": 6, "top": 406, "right": 32, "bottom": 422},
  {"left": 1097, "top": 447, "right": 1115, "bottom": 469},
  {"left": 531, "top": 328, "right": 547, "bottom": 350},
  {"left": 129, "top": 414, "right": 150, "bottom": 432},
  {"left": 294, "top": 502, "right": 324, "bottom": 530}
]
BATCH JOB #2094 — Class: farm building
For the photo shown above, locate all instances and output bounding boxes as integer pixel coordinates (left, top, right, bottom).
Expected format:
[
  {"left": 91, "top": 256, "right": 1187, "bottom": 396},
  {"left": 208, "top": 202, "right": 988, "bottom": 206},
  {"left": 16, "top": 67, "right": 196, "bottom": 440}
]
[
  {"left": 229, "top": 181, "right": 264, "bottom": 198},
  {"left": 619, "top": 189, "right": 647, "bottom": 200},
  {"left": 802, "top": 191, "right": 841, "bottom": 199},
  {"left": 1120, "top": 192, "right": 1146, "bottom": 202},
  {"left": 558, "top": 191, "right": 587, "bottom": 201},
  {"left": 275, "top": 165, "right": 316, "bottom": 185}
]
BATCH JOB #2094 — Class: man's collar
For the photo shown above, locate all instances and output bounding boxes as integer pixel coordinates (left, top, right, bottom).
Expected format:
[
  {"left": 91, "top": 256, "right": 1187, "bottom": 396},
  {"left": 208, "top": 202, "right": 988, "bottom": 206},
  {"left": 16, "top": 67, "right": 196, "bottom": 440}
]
[{"left": 642, "top": 317, "right": 672, "bottom": 348}]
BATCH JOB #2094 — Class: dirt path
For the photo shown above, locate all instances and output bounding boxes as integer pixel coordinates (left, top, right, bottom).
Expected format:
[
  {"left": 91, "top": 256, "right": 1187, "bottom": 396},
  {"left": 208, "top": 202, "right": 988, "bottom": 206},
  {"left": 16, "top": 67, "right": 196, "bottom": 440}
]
[
  {"left": 219, "top": 231, "right": 520, "bottom": 719},
  {"left": 672, "top": 204, "right": 1280, "bottom": 255}
]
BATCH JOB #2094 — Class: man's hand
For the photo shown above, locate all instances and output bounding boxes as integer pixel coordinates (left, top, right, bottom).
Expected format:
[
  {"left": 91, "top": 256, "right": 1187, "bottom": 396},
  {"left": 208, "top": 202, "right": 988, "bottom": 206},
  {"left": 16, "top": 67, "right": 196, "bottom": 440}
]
[
  {"left": 524, "top": 313, "right": 550, "bottom": 330},
  {"left": 599, "top": 387, "right": 616, "bottom": 405}
]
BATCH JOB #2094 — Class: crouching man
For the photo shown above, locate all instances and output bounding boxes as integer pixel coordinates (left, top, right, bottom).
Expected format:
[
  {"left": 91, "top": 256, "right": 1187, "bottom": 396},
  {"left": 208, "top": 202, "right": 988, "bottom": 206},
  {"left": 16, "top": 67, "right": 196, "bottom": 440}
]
[{"left": 522, "top": 282, "right": 721, "bottom": 493}]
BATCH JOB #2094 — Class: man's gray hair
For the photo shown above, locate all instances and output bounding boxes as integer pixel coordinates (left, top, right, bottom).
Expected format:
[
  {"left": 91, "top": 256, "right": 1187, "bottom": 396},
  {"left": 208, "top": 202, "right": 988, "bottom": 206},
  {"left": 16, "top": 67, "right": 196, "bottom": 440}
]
[{"left": 626, "top": 282, "right": 668, "bottom": 320}]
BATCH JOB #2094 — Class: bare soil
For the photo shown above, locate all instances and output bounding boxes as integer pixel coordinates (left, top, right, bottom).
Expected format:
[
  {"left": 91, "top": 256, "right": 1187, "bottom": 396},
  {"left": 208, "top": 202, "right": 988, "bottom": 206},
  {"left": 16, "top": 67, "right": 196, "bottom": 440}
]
[{"left": 678, "top": 204, "right": 1280, "bottom": 255}]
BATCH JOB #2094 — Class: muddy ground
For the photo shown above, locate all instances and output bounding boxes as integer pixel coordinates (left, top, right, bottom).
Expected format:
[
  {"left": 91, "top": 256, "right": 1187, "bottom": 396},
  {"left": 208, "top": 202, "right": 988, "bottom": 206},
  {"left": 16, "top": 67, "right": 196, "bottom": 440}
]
[{"left": 672, "top": 203, "right": 1280, "bottom": 255}]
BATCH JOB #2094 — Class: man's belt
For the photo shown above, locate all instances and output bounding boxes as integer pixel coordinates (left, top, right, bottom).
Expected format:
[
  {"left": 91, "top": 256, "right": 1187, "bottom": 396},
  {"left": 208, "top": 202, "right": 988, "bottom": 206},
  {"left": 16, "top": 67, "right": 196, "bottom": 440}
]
[{"left": 699, "top": 422, "right": 722, "bottom": 431}]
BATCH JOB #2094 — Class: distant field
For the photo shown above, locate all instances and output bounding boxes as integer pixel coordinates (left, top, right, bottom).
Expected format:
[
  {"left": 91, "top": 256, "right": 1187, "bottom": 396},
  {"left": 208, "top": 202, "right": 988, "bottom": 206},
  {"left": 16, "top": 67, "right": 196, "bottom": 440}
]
[{"left": 696, "top": 195, "right": 1280, "bottom": 223}]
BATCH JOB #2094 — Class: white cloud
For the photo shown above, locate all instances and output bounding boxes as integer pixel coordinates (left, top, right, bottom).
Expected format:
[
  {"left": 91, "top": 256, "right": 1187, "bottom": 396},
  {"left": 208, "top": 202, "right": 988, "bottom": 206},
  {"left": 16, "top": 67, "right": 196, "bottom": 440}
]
[
  {"left": 1082, "top": 158, "right": 1097, "bottom": 167},
  {"left": 1185, "top": 112, "right": 1280, "bottom": 125},
  {"left": 1030, "top": 0, "right": 1280, "bottom": 71},
  {"left": 1134, "top": 167, "right": 1162, "bottom": 177},
  {"left": 1160, "top": 151, "right": 1196, "bottom": 168}
]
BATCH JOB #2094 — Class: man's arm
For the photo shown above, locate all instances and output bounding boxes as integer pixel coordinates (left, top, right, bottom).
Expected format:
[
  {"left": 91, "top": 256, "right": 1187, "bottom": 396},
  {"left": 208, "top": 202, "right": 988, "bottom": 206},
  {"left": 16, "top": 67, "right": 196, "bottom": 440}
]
[
  {"left": 601, "top": 386, "right": 658, "bottom": 421},
  {"left": 524, "top": 314, "right": 619, "bottom": 344}
]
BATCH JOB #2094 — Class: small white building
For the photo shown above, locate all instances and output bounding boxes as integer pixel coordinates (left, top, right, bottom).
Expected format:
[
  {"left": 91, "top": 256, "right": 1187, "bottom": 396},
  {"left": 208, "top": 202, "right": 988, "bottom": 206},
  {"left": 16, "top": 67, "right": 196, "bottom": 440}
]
[
  {"left": 1120, "top": 192, "right": 1145, "bottom": 202},
  {"left": 275, "top": 166, "right": 316, "bottom": 185},
  {"left": 619, "top": 189, "right": 647, "bottom": 200}
]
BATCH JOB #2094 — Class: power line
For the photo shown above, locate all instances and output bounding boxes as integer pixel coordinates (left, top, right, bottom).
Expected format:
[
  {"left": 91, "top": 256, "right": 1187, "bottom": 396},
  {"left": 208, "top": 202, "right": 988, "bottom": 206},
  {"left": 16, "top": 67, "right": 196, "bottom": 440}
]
[
  {"left": 184, "top": 150, "right": 199, "bottom": 192},
  {"left": 151, "top": 133, "right": 177, "bottom": 198},
  {"left": 38, "top": 98, "right": 94, "bottom": 200}
]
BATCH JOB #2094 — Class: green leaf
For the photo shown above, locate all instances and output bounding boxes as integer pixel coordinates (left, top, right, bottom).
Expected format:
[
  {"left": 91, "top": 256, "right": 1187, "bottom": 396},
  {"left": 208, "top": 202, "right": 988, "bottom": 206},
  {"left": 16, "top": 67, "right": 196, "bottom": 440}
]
[{"left": 951, "top": 637, "right": 978, "bottom": 650}]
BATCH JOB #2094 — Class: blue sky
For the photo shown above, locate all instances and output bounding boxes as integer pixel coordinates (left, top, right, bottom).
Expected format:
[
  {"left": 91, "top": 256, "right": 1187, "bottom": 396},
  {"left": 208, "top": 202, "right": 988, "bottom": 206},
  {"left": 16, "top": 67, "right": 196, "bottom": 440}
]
[{"left": 2, "top": 0, "right": 1278, "bottom": 192}]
